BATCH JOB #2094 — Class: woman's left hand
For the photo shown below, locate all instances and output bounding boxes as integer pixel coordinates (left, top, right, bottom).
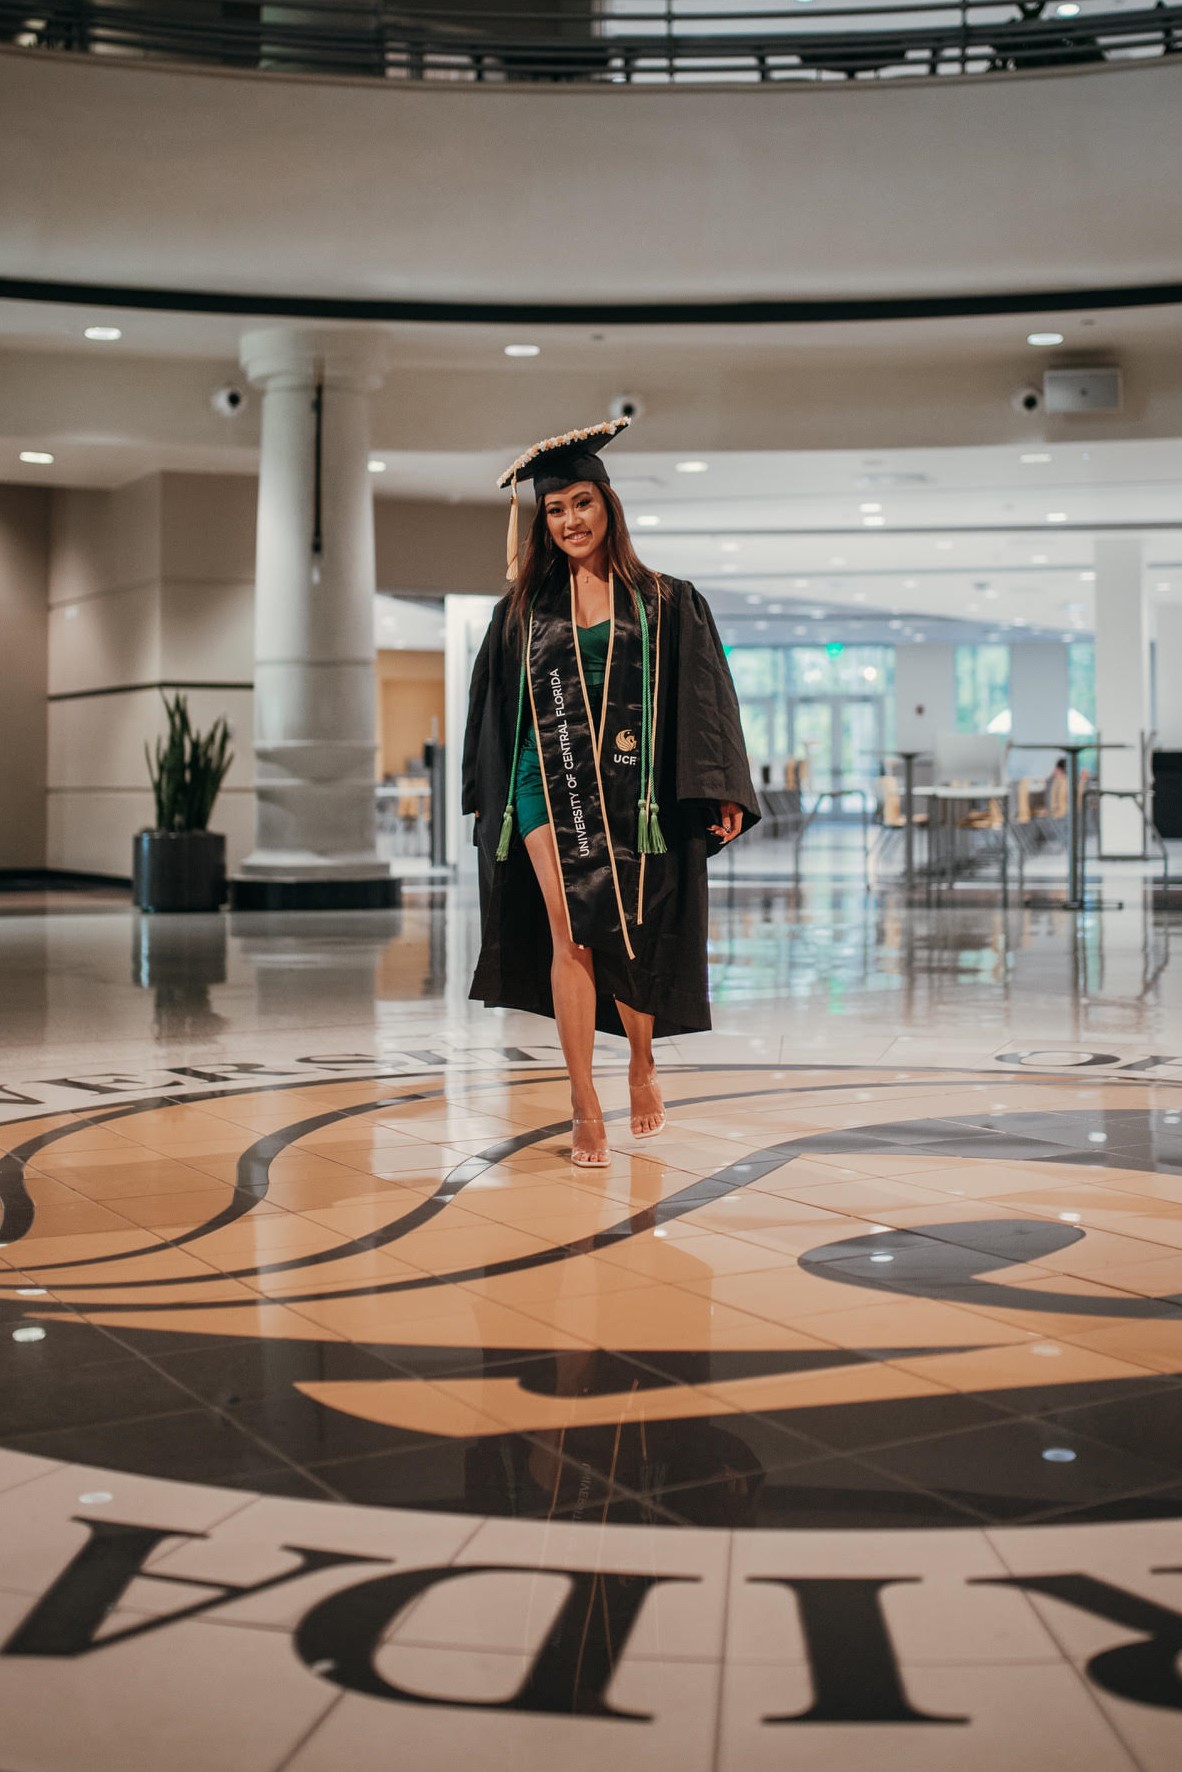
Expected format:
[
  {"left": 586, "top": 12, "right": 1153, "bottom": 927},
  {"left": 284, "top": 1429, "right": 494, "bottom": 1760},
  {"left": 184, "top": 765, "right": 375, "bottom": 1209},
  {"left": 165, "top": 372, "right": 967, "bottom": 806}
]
[{"left": 709, "top": 801, "right": 742, "bottom": 844}]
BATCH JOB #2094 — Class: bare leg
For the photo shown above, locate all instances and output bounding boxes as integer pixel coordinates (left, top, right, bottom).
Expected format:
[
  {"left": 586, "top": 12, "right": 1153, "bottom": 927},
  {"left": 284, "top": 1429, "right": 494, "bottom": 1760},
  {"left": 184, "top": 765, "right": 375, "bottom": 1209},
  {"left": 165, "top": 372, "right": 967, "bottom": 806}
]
[
  {"left": 524, "top": 826, "right": 609, "bottom": 1167},
  {"left": 615, "top": 999, "right": 666, "bottom": 1137}
]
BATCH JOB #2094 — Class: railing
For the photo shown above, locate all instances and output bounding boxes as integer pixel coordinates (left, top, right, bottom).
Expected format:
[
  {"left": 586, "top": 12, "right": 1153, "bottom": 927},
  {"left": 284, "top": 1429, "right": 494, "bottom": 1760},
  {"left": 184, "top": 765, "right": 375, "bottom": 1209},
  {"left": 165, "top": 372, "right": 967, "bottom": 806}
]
[{"left": 1, "top": 0, "right": 1180, "bottom": 84}]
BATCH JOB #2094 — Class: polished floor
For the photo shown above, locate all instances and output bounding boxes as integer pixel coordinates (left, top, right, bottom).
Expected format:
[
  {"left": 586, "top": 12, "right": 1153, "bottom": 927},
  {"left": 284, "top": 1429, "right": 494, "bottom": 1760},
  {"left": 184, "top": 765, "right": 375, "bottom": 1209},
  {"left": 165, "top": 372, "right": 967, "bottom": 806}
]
[{"left": 2, "top": 878, "right": 1182, "bottom": 1769}]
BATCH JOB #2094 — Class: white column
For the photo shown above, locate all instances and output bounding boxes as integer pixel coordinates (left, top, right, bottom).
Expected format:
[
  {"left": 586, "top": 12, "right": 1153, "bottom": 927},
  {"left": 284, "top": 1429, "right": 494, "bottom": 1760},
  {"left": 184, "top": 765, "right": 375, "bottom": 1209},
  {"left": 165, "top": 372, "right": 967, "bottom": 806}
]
[
  {"left": 235, "top": 328, "right": 394, "bottom": 905},
  {"left": 1093, "top": 536, "right": 1149, "bottom": 857},
  {"left": 1009, "top": 641, "right": 1069, "bottom": 779},
  {"left": 1153, "top": 603, "right": 1182, "bottom": 748},
  {"left": 893, "top": 643, "right": 955, "bottom": 753},
  {"left": 444, "top": 592, "right": 499, "bottom": 870}
]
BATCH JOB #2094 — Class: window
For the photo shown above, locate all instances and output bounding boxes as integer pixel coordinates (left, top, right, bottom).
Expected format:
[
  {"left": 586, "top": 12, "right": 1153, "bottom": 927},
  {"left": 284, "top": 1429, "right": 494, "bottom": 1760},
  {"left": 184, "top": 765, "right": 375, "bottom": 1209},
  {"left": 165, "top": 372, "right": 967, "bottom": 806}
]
[{"left": 955, "top": 645, "right": 1010, "bottom": 733}]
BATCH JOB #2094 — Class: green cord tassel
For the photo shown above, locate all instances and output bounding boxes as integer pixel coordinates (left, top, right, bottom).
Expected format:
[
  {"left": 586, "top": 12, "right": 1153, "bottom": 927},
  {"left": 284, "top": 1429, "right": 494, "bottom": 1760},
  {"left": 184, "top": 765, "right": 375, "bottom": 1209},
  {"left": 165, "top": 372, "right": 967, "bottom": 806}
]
[
  {"left": 638, "top": 798, "right": 667, "bottom": 855},
  {"left": 495, "top": 801, "right": 515, "bottom": 862}
]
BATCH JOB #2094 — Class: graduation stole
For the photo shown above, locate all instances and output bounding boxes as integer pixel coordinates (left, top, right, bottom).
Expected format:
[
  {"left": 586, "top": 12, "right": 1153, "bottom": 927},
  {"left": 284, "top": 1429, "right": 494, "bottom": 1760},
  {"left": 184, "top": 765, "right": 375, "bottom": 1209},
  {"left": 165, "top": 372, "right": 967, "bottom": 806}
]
[{"left": 498, "top": 570, "right": 664, "bottom": 956}]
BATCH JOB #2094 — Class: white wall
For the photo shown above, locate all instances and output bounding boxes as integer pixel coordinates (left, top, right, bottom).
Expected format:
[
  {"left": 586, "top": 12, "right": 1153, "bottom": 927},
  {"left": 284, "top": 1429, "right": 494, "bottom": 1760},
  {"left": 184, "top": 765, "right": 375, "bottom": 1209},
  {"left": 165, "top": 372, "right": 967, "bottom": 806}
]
[
  {"left": 46, "top": 473, "right": 256, "bottom": 877},
  {"left": 893, "top": 644, "right": 955, "bottom": 756},
  {"left": 0, "top": 486, "right": 49, "bottom": 869},
  {"left": 1154, "top": 604, "right": 1182, "bottom": 750},
  {"left": 3, "top": 52, "right": 1180, "bottom": 304},
  {"left": 1009, "top": 641, "right": 1070, "bottom": 779}
]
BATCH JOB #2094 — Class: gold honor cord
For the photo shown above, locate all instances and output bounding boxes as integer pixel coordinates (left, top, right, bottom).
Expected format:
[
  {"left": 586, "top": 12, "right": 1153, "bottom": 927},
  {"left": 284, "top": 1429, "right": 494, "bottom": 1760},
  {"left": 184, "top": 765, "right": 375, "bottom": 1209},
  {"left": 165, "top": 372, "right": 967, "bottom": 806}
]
[{"left": 570, "top": 571, "right": 636, "bottom": 963}]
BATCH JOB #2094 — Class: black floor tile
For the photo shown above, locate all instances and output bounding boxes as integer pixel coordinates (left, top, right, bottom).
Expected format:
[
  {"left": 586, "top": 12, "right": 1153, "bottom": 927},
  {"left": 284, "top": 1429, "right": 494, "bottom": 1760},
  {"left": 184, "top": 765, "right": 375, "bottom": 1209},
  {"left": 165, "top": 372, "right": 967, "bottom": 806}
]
[
  {"left": 8, "top": 1406, "right": 290, "bottom": 1486},
  {"left": 658, "top": 1453, "right": 980, "bottom": 1530},
  {"left": 863, "top": 1414, "right": 1181, "bottom": 1523},
  {"left": 755, "top": 1387, "right": 1012, "bottom": 1455},
  {"left": 0, "top": 1354, "right": 199, "bottom": 1436},
  {"left": 1041, "top": 1380, "right": 1182, "bottom": 1463},
  {"left": 152, "top": 1335, "right": 398, "bottom": 1407}
]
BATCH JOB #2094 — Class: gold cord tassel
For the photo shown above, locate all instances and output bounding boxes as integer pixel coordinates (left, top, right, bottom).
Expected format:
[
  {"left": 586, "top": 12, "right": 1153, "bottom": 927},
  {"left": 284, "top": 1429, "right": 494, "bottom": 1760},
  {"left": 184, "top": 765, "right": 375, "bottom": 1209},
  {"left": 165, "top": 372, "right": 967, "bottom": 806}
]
[{"left": 505, "top": 478, "right": 520, "bottom": 582}]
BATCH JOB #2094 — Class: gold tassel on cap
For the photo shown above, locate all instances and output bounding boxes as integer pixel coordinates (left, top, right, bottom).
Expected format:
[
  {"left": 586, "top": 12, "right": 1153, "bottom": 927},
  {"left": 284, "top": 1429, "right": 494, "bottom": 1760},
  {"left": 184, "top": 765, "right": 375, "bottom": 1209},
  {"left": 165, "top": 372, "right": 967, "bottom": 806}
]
[{"left": 505, "top": 477, "right": 520, "bottom": 582}]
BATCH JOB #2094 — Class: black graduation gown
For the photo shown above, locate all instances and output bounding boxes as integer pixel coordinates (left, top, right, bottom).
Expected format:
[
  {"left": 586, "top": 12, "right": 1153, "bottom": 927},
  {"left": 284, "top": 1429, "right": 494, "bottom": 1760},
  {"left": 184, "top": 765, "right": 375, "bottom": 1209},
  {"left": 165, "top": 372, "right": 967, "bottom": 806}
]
[{"left": 462, "top": 574, "right": 759, "bottom": 1040}]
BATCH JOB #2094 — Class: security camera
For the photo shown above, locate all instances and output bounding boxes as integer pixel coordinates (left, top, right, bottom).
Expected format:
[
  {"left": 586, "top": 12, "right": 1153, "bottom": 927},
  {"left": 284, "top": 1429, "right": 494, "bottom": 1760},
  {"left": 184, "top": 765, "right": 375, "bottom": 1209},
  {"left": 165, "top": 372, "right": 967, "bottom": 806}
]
[
  {"left": 608, "top": 394, "right": 645, "bottom": 422},
  {"left": 1012, "top": 385, "right": 1043, "bottom": 415},
  {"left": 211, "top": 383, "right": 248, "bottom": 418}
]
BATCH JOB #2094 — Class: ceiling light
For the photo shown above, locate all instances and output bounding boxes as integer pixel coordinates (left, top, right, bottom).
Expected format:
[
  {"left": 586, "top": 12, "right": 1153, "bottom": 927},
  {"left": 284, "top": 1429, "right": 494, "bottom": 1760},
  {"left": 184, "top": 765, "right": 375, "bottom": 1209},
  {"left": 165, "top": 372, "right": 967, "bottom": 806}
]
[
  {"left": 1157, "top": 581, "right": 1169, "bottom": 591},
  {"left": 862, "top": 666, "right": 879, "bottom": 682},
  {"left": 504, "top": 344, "right": 540, "bottom": 358},
  {"left": 768, "top": 604, "right": 783, "bottom": 615},
  {"left": 745, "top": 594, "right": 762, "bottom": 605},
  {"left": 935, "top": 540, "right": 953, "bottom": 550},
  {"left": 635, "top": 514, "right": 660, "bottom": 527},
  {"left": 367, "top": 458, "right": 387, "bottom": 473},
  {"left": 755, "top": 620, "right": 768, "bottom": 631},
  {"left": 1056, "top": 4, "right": 1080, "bottom": 16},
  {"left": 1079, "top": 571, "right": 1095, "bottom": 582},
  {"left": 1046, "top": 512, "right": 1068, "bottom": 523},
  {"left": 84, "top": 326, "right": 122, "bottom": 341},
  {"left": 830, "top": 556, "right": 846, "bottom": 567},
  {"left": 794, "top": 625, "right": 808, "bottom": 636},
  {"left": 903, "top": 579, "right": 917, "bottom": 589},
  {"left": 889, "top": 619, "right": 903, "bottom": 630},
  {"left": 794, "top": 578, "right": 809, "bottom": 588},
  {"left": 720, "top": 540, "right": 741, "bottom": 553},
  {"left": 1021, "top": 452, "right": 1052, "bottom": 464},
  {"left": 852, "top": 591, "right": 867, "bottom": 602},
  {"left": 1027, "top": 332, "right": 1064, "bottom": 347},
  {"left": 19, "top": 451, "right": 54, "bottom": 465},
  {"left": 862, "top": 516, "right": 885, "bottom": 528},
  {"left": 1031, "top": 553, "right": 1049, "bottom": 564},
  {"left": 967, "top": 603, "right": 980, "bottom": 614},
  {"left": 676, "top": 460, "right": 709, "bottom": 473},
  {"left": 722, "top": 563, "right": 738, "bottom": 573},
  {"left": 811, "top": 608, "right": 825, "bottom": 620},
  {"left": 984, "top": 587, "right": 1000, "bottom": 599},
  {"left": 859, "top": 503, "right": 882, "bottom": 514},
  {"left": 913, "top": 633, "right": 927, "bottom": 643}
]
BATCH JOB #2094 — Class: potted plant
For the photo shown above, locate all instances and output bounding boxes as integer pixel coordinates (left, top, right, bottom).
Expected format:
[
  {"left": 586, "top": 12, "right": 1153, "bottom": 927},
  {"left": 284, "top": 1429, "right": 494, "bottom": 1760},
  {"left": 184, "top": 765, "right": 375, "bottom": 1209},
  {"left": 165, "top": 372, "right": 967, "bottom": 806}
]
[{"left": 133, "top": 693, "right": 234, "bottom": 912}]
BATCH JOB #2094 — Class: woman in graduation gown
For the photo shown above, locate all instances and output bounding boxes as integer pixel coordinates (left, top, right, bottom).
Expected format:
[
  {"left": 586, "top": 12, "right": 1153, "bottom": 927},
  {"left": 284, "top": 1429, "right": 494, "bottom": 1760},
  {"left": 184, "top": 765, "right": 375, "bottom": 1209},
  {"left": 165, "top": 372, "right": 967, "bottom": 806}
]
[{"left": 463, "top": 416, "right": 759, "bottom": 1168}]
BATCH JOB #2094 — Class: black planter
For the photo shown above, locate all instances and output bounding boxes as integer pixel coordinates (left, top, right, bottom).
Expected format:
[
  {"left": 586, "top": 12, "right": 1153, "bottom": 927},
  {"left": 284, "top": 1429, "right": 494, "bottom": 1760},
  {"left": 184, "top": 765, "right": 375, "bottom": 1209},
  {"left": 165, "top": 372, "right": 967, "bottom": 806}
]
[{"left": 132, "top": 830, "right": 227, "bottom": 913}]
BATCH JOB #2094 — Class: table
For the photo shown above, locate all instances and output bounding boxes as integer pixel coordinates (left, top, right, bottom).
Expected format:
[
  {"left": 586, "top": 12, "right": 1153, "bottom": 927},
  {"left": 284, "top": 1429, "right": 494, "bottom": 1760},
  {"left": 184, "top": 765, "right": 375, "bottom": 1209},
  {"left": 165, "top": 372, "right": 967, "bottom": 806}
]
[{"left": 912, "top": 784, "right": 1011, "bottom": 895}]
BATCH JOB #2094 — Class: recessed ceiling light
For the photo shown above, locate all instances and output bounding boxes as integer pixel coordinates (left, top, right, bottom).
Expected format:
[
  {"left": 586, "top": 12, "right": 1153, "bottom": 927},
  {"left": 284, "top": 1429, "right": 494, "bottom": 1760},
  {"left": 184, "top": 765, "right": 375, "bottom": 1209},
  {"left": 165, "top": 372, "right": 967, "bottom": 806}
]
[
  {"left": 84, "top": 326, "right": 122, "bottom": 341},
  {"left": 967, "top": 603, "right": 980, "bottom": 614},
  {"left": 913, "top": 633, "right": 927, "bottom": 643},
  {"left": 1028, "top": 332, "right": 1064, "bottom": 347},
  {"left": 19, "top": 450, "right": 53, "bottom": 465},
  {"left": 755, "top": 620, "right": 768, "bottom": 631},
  {"left": 859, "top": 502, "right": 882, "bottom": 514},
  {"left": 1032, "top": 553, "right": 1049, "bottom": 564},
  {"left": 984, "top": 587, "right": 1000, "bottom": 599},
  {"left": 852, "top": 591, "right": 867, "bottom": 603},
  {"left": 794, "top": 625, "right": 808, "bottom": 636},
  {"left": 1157, "top": 581, "right": 1170, "bottom": 591},
  {"left": 1020, "top": 452, "right": 1052, "bottom": 463},
  {"left": 1080, "top": 570, "right": 1095, "bottom": 582},
  {"left": 794, "top": 578, "right": 809, "bottom": 588},
  {"left": 676, "top": 460, "right": 709, "bottom": 473},
  {"left": 830, "top": 556, "right": 846, "bottom": 566},
  {"left": 367, "top": 458, "right": 387, "bottom": 473},
  {"left": 934, "top": 540, "right": 954, "bottom": 550},
  {"left": 862, "top": 516, "right": 885, "bottom": 528},
  {"left": 889, "top": 619, "right": 903, "bottom": 630},
  {"left": 768, "top": 604, "right": 783, "bottom": 614},
  {"left": 504, "top": 344, "right": 540, "bottom": 357},
  {"left": 722, "top": 563, "right": 738, "bottom": 573},
  {"left": 720, "top": 540, "right": 742, "bottom": 553},
  {"left": 1046, "top": 512, "right": 1068, "bottom": 523},
  {"left": 1056, "top": 4, "right": 1080, "bottom": 17},
  {"left": 903, "top": 579, "right": 917, "bottom": 589},
  {"left": 635, "top": 514, "right": 660, "bottom": 527},
  {"left": 811, "top": 608, "right": 825, "bottom": 620}
]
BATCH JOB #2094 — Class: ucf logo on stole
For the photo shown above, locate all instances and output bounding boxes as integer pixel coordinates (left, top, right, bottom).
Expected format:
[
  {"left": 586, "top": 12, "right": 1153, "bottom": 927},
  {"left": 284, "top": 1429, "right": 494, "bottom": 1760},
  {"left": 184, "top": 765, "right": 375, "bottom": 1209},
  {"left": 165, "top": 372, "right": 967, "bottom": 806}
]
[{"left": 613, "top": 729, "right": 639, "bottom": 766}]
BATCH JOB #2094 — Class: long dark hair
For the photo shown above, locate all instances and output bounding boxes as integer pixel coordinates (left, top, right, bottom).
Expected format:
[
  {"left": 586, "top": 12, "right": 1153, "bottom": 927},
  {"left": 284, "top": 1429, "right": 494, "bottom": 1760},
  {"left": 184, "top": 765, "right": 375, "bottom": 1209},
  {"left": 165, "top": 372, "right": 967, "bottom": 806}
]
[{"left": 506, "top": 482, "right": 665, "bottom": 645}]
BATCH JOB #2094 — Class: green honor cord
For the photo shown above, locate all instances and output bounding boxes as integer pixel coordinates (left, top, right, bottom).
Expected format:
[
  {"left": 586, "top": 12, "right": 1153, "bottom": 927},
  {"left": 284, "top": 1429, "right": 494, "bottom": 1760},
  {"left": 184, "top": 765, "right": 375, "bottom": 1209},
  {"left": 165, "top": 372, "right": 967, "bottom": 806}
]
[
  {"left": 495, "top": 640, "right": 529, "bottom": 863},
  {"left": 636, "top": 591, "right": 666, "bottom": 856}
]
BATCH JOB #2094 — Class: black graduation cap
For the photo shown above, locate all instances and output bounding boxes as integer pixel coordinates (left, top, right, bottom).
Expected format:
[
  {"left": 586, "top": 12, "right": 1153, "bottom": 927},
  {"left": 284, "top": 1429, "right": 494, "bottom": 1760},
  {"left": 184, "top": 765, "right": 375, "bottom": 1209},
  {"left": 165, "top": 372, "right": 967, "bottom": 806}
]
[{"left": 497, "top": 415, "right": 631, "bottom": 580}]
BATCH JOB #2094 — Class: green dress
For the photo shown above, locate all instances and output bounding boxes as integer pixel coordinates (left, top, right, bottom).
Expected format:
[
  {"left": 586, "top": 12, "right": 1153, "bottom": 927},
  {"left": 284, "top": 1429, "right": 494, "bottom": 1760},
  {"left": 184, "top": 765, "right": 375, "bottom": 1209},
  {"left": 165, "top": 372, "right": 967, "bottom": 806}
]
[{"left": 515, "top": 619, "right": 610, "bottom": 839}]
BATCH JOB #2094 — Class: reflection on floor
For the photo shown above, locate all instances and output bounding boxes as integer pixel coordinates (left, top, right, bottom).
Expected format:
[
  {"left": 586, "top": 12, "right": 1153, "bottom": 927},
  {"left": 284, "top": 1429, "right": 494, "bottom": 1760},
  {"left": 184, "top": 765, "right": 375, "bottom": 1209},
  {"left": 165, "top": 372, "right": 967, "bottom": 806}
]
[{"left": 1, "top": 880, "right": 1181, "bottom": 1769}]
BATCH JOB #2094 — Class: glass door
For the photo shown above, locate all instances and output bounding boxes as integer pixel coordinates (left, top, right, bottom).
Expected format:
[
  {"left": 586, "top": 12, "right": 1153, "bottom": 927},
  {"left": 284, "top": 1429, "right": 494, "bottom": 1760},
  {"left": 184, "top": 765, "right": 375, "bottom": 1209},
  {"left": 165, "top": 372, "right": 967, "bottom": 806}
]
[
  {"left": 788, "top": 699, "right": 835, "bottom": 796},
  {"left": 836, "top": 697, "right": 884, "bottom": 799}
]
